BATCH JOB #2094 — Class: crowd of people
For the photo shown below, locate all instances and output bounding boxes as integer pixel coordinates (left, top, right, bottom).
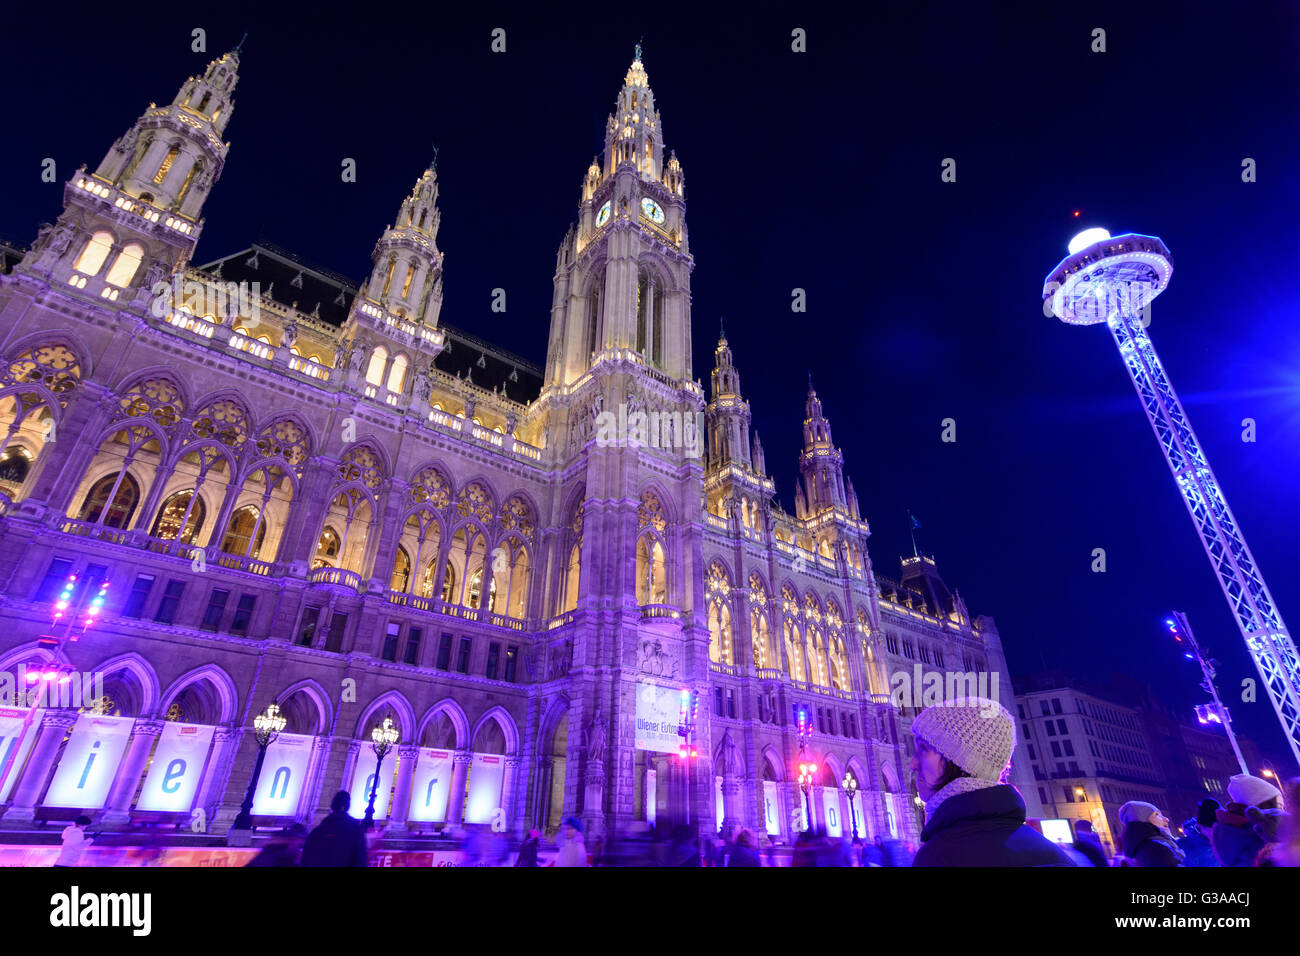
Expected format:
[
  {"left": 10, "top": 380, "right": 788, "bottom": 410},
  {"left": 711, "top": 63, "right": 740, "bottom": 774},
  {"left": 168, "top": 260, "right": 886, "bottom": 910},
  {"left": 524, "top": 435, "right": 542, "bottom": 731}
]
[{"left": 45, "top": 697, "right": 1292, "bottom": 868}]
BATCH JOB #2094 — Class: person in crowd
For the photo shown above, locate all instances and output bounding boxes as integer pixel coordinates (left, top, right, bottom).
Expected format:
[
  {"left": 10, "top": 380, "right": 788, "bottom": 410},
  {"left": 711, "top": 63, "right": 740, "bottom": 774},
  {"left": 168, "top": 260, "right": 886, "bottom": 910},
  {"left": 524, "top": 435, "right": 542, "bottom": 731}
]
[
  {"left": 908, "top": 697, "right": 1074, "bottom": 866},
  {"left": 861, "top": 836, "right": 885, "bottom": 866},
  {"left": 1175, "top": 799, "right": 1220, "bottom": 867},
  {"left": 1072, "top": 819, "right": 1109, "bottom": 868},
  {"left": 665, "top": 823, "right": 701, "bottom": 867},
  {"left": 1212, "top": 774, "right": 1282, "bottom": 867},
  {"left": 246, "top": 823, "right": 307, "bottom": 867},
  {"left": 301, "top": 790, "right": 369, "bottom": 867},
  {"left": 53, "top": 815, "right": 93, "bottom": 868},
  {"left": 554, "top": 817, "right": 587, "bottom": 866},
  {"left": 727, "top": 827, "right": 761, "bottom": 866},
  {"left": 791, "top": 828, "right": 819, "bottom": 866},
  {"left": 1117, "top": 802, "right": 1184, "bottom": 866},
  {"left": 515, "top": 829, "right": 541, "bottom": 867}
]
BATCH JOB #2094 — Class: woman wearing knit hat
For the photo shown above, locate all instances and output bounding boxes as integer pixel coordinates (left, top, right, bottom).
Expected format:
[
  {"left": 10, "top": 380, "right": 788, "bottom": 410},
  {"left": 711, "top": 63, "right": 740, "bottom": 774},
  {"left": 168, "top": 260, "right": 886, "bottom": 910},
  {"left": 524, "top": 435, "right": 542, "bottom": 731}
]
[
  {"left": 908, "top": 697, "right": 1074, "bottom": 866},
  {"left": 1118, "top": 802, "right": 1184, "bottom": 866},
  {"left": 1211, "top": 773, "right": 1283, "bottom": 867}
]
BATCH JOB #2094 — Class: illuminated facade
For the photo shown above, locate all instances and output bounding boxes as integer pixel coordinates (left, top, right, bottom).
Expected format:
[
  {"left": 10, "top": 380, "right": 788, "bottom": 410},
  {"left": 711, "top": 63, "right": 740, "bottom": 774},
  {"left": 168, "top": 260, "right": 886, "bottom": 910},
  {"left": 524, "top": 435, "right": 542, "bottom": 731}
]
[{"left": 0, "top": 47, "right": 1031, "bottom": 846}]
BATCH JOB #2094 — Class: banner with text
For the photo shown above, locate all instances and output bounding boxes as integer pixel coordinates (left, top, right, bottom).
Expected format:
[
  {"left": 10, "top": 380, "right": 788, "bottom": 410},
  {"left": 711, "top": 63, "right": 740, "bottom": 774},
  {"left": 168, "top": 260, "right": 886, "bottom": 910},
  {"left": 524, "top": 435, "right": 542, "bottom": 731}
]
[{"left": 635, "top": 682, "right": 684, "bottom": 754}]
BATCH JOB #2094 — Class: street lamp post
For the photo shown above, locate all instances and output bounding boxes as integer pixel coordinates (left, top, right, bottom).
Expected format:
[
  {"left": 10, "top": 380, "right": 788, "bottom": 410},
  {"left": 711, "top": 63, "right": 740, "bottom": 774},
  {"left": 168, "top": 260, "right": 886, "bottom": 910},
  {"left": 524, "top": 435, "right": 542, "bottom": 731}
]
[
  {"left": 231, "top": 703, "right": 287, "bottom": 833},
  {"left": 364, "top": 717, "right": 400, "bottom": 831},
  {"left": 1168, "top": 612, "right": 1250, "bottom": 775},
  {"left": 842, "top": 772, "right": 859, "bottom": 839},
  {"left": 676, "top": 689, "right": 699, "bottom": 826},
  {"left": 795, "top": 704, "right": 814, "bottom": 832}
]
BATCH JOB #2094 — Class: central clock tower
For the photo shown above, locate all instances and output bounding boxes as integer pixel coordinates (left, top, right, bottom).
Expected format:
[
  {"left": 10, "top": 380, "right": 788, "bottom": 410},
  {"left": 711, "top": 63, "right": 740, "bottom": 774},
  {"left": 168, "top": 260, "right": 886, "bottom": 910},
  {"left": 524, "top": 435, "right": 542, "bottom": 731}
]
[{"left": 543, "top": 48, "right": 693, "bottom": 388}]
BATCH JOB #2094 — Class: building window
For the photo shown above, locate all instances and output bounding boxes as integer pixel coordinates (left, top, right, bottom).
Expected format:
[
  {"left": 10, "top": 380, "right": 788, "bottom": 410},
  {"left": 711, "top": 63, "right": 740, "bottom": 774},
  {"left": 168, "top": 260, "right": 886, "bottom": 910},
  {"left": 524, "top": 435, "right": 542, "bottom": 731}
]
[
  {"left": 504, "top": 645, "right": 518, "bottom": 682},
  {"left": 727, "top": 689, "right": 736, "bottom": 719},
  {"left": 325, "top": 613, "right": 348, "bottom": 653},
  {"left": 153, "top": 146, "right": 180, "bottom": 184},
  {"left": 73, "top": 231, "right": 114, "bottom": 276},
  {"left": 1063, "top": 787, "right": 1074, "bottom": 803},
  {"left": 902, "top": 639, "right": 915, "bottom": 660},
  {"left": 381, "top": 622, "right": 401, "bottom": 662},
  {"left": 436, "top": 634, "right": 453, "bottom": 670},
  {"left": 1051, "top": 741, "right": 1062, "bottom": 758},
  {"left": 715, "top": 687, "right": 725, "bottom": 717},
  {"left": 885, "top": 634, "right": 899, "bottom": 655},
  {"left": 1069, "top": 761, "right": 1081, "bottom": 774},
  {"left": 404, "top": 627, "right": 422, "bottom": 666},
  {"left": 1052, "top": 698, "right": 1062, "bottom": 715},
  {"left": 1040, "top": 700, "right": 1051, "bottom": 716},
  {"left": 1038, "top": 787, "right": 1048, "bottom": 804},
  {"left": 1057, "top": 719, "right": 1068, "bottom": 735},
  {"left": 154, "top": 579, "right": 186, "bottom": 624},
  {"left": 298, "top": 606, "right": 321, "bottom": 645},
  {"left": 201, "top": 588, "right": 229, "bottom": 631},
  {"left": 1018, "top": 703, "right": 1027, "bottom": 720},
  {"left": 35, "top": 557, "right": 76, "bottom": 602},
  {"left": 486, "top": 642, "right": 501, "bottom": 680},
  {"left": 104, "top": 243, "right": 144, "bottom": 288},
  {"left": 456, "top": 637, "right": 472, "bottom": 674},
  {"left": 1027, "top": 744, "right": 1036, "bottom": 761},
  {"left": 121, "top": 573, "right": 155, "bottom": 618},
  {"left": 840, "top": 712, "right": 850, "bottom": 736},
  {"left": 1046, "top": 722, "right": 1056, "bottom": 737},
  {"left": 230, "top": 594, "right": 256, "bottom": 636},
  {"left": 1064, "top": 740, "right": 1075, "bottom": 757}
]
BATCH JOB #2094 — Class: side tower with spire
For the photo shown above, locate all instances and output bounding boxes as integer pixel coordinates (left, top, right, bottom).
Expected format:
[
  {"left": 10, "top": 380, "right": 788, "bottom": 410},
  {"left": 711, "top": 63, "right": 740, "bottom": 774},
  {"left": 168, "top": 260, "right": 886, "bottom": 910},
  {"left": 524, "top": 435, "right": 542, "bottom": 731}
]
[
  {"left": 20, "top": 47, "right": 241, "bottom": 296},
  {"left": 339, "top": 161, "right": 447, "bottom": 397}
]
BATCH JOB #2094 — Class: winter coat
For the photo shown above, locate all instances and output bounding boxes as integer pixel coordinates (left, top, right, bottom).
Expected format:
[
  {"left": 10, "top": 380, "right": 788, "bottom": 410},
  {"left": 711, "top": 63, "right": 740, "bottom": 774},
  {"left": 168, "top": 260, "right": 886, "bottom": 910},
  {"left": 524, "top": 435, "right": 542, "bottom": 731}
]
[
  {"left": 1175, "top": 822, "right": 1219, "bottom": 868},
  {"left": 1212, "top": 804, "right": 1266, "bottom": 867},
  {"left": 912, "top": 784, "right": 1075, "bottom": 867},
  {"left": 300, "top": 810, "right": 369, "bottom": 867},
  {"left": 1073, "top": 831, "right": 1108, "bottom": 868},
  {"left": 1121, "top": 820, "right": 1183, "bottom": 867},
  {"left": 727, "top": 843, "right": 761, "bottom": 866},
  {"left": 554, "top": 832, "right": 587, "bottom": 866},
  {"left": 514, "top": 837, "right": 539, "bottom": 867}
]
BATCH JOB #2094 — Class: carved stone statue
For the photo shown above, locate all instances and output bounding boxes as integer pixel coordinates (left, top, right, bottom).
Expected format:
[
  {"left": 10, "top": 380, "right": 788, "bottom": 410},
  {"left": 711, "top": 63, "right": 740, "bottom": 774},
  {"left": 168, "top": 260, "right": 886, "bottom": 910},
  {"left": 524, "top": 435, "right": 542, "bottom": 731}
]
[
  {"left": 504, "top": 412, "right": 517, "bottom": 435},
  {"left": 463, "top": 398, "right": 476, "bottom": 421},
  {"left": 720, "top": 728, "right": 742, "bottom": 777},
  {"left": 48, "top": 228, "right": 73, "bottom": 258},
  {"left": 413, "top": 366, "right": 432, "bottom": 403},
  {"left": 281, "top": 320, "right": 299, "bottom": 350},
  {"left": 584, "top": 706, "right": 607, "bottom": 763},
  {"left": 349, "top": 343, "right": 367, "bottom": 374}
]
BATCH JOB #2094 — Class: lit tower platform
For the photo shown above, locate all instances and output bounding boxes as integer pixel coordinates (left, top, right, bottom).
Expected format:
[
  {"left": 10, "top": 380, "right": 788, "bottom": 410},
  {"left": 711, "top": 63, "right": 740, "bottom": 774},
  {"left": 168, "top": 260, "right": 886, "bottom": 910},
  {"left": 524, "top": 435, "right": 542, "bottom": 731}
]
[{"left": 1044, "top": 228, "right": 1300, "bottom": 766}]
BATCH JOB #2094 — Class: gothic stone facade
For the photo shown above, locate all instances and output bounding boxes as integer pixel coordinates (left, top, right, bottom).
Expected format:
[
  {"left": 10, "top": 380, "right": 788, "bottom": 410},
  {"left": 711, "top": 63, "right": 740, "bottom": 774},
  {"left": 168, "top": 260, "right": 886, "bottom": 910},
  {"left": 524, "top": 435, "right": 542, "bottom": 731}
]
[{"left": 0, "top": 49, "right": 1032, "bottom": 843}]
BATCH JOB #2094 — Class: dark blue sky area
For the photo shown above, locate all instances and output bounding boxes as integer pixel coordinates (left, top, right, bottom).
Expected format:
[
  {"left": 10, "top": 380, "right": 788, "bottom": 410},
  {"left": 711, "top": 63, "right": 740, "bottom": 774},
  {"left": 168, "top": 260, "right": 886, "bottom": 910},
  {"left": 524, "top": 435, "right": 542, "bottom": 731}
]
[{"left": 2, "top": 2, "right": 1298, "bottom": 764}]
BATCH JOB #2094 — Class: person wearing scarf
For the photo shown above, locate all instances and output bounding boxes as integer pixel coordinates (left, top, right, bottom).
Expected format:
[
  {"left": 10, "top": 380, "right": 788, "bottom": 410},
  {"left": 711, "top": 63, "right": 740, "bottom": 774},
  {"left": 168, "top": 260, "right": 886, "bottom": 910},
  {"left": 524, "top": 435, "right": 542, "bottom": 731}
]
[
  {"left": 1118, "top": 801, "right": 1185, "bottom": 867},
  {"left": 909, "top": 696, "right": 1075, "bottom": 866}
]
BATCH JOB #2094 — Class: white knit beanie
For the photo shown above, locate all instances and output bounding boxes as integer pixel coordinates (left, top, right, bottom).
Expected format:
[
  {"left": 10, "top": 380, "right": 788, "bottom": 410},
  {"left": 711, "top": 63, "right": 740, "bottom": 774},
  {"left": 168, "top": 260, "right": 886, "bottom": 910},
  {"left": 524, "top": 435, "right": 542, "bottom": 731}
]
[
  {"left": 1228, "top": 773, "right": 1281, "bottom": 808},
  {"left": 910, "top": 697, "right": 1015, "bottom": 781}
]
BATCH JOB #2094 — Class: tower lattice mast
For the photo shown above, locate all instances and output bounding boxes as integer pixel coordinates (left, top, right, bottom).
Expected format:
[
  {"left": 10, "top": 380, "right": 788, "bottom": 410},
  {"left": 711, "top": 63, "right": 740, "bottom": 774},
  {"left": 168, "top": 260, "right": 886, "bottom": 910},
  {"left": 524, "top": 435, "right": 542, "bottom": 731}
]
[{"left": 1045, "top": 229, "right": 1300, "bottom": 766}]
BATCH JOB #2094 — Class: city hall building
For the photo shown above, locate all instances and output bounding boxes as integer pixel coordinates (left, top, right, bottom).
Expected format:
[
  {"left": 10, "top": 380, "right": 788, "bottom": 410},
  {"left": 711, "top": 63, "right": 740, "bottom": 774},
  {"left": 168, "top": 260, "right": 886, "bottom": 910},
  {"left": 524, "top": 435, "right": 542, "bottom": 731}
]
[{"left": 0, "top": 46, "right": 1033, "bottom": 846}]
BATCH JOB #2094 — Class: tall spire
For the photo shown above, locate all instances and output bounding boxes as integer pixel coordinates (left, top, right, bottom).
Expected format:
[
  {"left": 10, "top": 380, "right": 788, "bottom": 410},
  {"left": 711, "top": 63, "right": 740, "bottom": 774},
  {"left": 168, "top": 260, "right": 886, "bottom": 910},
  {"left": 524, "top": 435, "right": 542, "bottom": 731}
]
[
  {"left": 602, "top": 47, "right": 666, "bottom": 181},
  {"left": 799, "top": 380, "right": 847, "bottom": 514},
  {"left": 358, "top": 164, "right": 445, "bottom": 329},
  {"left": 706, "top": 331, "right": 753, "bottom": 472}
]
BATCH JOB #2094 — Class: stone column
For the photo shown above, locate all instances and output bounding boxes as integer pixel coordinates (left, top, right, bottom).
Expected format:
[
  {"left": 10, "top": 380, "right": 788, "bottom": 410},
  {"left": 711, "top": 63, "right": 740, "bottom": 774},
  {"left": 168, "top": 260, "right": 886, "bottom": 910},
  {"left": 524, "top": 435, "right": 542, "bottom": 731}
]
[
  {"left": 582, "top": 758, "right": 605, "bottom": 840},
  {"left": 3, "top": 712, "right": 77, "bottom": 823},
  {"left": 500, "top": 756, "right": 521, "bottom": 836},
  {"left": 385, "top": 745, "right": 418, "bottom": 831},
  {"left": 446, "top": 751, "right": 471, "bottom": 827},
  {"left": 101, "top": 719, "right": 164, "bottom": 826},
  {"left": 720, "top": 774, "right": 742, "bottom": 839},
  {"left": 193, "top": 728, "right": 238, "bottom": 832}
]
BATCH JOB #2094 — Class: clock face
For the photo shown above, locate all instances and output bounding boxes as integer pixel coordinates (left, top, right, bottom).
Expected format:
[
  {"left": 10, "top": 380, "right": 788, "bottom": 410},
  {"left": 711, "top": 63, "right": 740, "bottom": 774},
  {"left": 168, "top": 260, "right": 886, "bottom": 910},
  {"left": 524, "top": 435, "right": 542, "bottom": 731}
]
[
  {"left": 641, "top": 197, "right": 665, "bottom": 224},
  {"left": 595, "top": 201, "right": 611, "bottom": 228}
]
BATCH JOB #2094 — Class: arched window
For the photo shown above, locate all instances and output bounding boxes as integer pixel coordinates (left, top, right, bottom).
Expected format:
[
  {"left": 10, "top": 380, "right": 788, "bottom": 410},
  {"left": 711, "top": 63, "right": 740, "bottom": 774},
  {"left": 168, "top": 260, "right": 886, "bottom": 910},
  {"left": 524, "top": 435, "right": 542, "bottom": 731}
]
[
  {"left": 153, "top": 146, "right": 180, "bottom": 185},
  {"left": 390, "top": 546, "right": 410, "bottom": 592},
  {"left": 751, "top": 610, "right": 773, "bottom": 669},
  {"left": 784, "top": 620, "right": 805, "bottom": 683},
  {"left": 221, "top": 505, "right": 267, "bottom": 558},
  {"left": 78, "top": 472, "right": 140, "bottom": 529},
  {"left": 150, "top": 489, "right": 206, "bottom": 544},
  {"left": 563, "top": 543, "right": 581, "bottom": 613},
  {"left": 366, "top": 346, "right": 388, "bottom": 386},
  {"left": 313, "top": 526, "right": 340, "bottom": 568},
  {"left": 440, "top": 561, "right": 456, "bottom": 603},
  {"left": 73, "top": 231, "right": 114, "bottom": 276},
  {"left": 386, "top": 354, "right": 408, "bottom": 392},
  {"left": 635, "top": 536, "right": 667, "bottom": 605},
  {"left": 0, "top": 448, "right": 32, "bottom": 492},
  {"left": 105, "top": 243, "right": 144, "bottom": 288},
  {"left": 706, "top": 563, "right": 733, "bottom": 665}
]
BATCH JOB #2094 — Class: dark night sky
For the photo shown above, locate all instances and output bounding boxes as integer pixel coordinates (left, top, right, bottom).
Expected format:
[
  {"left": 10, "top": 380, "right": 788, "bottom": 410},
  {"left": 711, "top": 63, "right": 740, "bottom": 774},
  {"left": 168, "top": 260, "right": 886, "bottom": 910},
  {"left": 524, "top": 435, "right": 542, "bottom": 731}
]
[{"left": 3, "top": 2, "right": 1298, "bottom": 766}]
